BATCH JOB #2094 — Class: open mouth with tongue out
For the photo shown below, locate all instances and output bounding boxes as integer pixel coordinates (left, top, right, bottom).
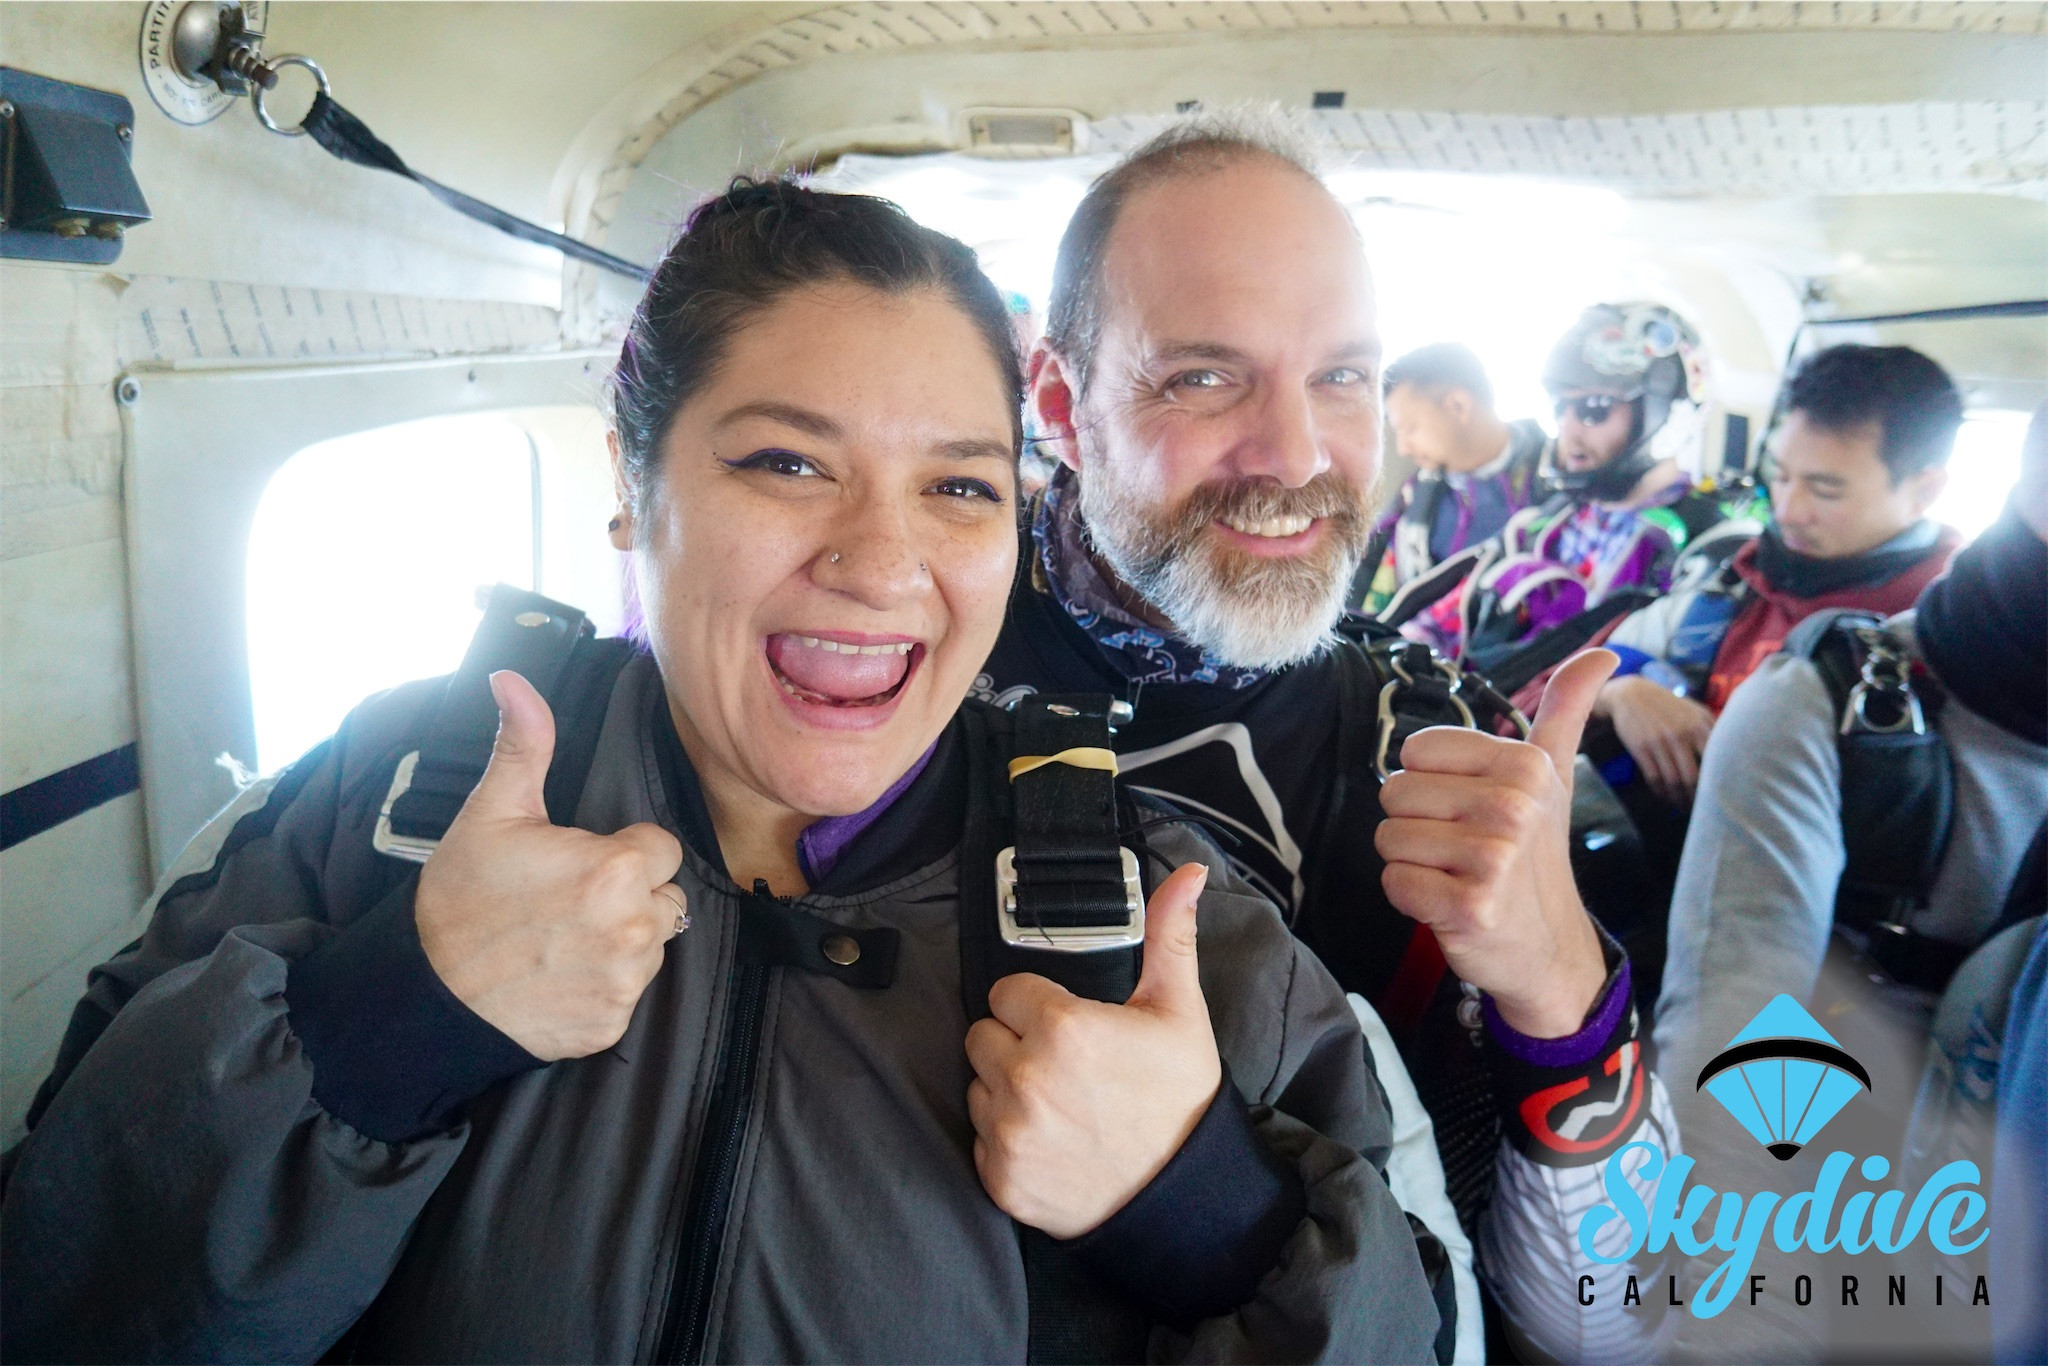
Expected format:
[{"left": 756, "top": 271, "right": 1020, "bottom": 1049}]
[{"left": 764, "top": 631, "right": 925, "bottom": 727}]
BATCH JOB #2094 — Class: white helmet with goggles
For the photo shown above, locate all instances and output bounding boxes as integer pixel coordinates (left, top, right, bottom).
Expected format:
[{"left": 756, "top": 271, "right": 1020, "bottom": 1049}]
[{"left": 1543, "top": 302, "right": 1708, "bottom": 500}]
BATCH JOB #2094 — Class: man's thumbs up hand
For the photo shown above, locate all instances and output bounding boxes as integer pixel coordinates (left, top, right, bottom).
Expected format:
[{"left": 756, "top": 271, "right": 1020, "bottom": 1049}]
[
  {"left": 1376, "top": 649, "right": 1618, "bottom": 1039},
  {"left": 965, "top": 862, "right": 1222, "bottom": 1238},
  {"left": 416, "top": 671, "right": 686, "bottom": 1061}
]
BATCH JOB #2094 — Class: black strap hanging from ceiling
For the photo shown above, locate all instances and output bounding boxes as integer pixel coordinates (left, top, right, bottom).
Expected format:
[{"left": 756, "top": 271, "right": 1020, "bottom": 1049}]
[{"left": 301, "top": 91, "right": 650, "bottom": 283}]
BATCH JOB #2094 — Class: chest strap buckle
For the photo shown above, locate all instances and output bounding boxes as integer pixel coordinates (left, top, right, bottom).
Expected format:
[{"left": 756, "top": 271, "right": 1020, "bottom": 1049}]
[
  {"left": 372, "top": 750, "right": 439, "bottom": 864},
  {"left": 996, "top": 845, "right": 1145, "bottom": 952}
]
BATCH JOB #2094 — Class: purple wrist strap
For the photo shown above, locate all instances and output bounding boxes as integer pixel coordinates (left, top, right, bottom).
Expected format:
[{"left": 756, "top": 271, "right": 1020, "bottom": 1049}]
[{"left": 1482, "top": 957, "right": 1633, "bottom": 1068}]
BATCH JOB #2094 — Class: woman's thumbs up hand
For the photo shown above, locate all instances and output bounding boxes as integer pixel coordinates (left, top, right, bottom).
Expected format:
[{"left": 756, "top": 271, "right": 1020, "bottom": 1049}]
[
  {"left": 1375, "top": 649, "right": 1618, "bottom": 1039},
  {"left": 415, "top": 670, "right": 686, "bottom": 1061},
  {"left": 964, "top": 861, "right": 1220, "bottom": 1239}
]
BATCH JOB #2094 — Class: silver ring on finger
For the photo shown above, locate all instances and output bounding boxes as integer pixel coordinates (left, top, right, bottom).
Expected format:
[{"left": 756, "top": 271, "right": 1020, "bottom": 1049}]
[{"left": 659, "top": 887, "right": 690, "bottom": 936}]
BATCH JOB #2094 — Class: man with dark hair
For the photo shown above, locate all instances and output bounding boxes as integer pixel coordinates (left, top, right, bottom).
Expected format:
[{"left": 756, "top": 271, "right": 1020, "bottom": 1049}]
[
  {"left": 1595, "top": 344, "right": 1963, "bottom": 805},
  {"left": 1358, "top": 344, "right": 1548, "bottom": 630},
  {"left": 982, "top": 108, "right": 1676, "bottom": 1362}
]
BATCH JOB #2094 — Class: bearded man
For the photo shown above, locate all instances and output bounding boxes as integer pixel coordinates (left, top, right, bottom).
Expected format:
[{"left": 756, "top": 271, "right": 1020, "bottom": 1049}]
[{"left": 977, "top": 113, "right": 1677, "bottom": 1363}]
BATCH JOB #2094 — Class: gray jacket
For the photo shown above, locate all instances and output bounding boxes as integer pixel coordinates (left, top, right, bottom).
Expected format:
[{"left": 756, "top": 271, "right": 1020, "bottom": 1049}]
[
  {"left": 1, "top": 653, "right": 1440, "bottom": 1363},
  {"left": 1652, "top": 616, "right": 2048, "bottom": 1364}
]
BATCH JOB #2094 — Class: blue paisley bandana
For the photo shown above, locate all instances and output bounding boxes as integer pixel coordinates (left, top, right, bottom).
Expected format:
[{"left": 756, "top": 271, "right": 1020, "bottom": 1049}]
[{"left": 1032, "top": 468, "right": 1269, "bottom": 691}]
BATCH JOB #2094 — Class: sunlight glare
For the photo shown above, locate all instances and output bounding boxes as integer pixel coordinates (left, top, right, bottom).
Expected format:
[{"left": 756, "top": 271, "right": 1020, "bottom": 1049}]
[{"left": 246, "top": 414, "right": 536, "bottom": 773}]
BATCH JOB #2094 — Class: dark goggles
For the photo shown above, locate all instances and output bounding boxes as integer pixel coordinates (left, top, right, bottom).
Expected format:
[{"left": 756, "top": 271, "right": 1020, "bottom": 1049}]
[{"left": 1554, "top": 393, "right": 1632, "bottom": 425}]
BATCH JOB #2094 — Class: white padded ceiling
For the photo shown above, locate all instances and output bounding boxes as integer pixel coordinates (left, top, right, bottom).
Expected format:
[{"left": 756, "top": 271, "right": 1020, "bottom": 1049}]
[
  {"left": 577, "top": 1, "right": 2048, "bottom": 245},
  {"left": 557, "top": 0, "right": 2046, "bottom": 353},
  {"left": 1087, "top": 102, "right": 2048, "bottom": 198}
]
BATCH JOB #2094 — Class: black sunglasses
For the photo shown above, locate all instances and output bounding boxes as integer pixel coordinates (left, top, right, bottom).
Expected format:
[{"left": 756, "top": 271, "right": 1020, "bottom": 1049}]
[{"left": 1555, "top": 394, "right": 1631, "bottom": 425}]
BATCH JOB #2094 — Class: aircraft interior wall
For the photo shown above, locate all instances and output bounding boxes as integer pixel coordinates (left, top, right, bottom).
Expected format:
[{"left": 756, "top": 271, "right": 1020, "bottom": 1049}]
[{"left": 1, "top": 0, "right": 2043, "bottom": 1145}]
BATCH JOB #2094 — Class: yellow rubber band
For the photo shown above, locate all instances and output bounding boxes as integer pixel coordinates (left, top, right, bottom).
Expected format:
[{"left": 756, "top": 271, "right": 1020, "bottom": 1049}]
[{"left": 1007, "top": 747, "right": 1120, "bottom": 782}]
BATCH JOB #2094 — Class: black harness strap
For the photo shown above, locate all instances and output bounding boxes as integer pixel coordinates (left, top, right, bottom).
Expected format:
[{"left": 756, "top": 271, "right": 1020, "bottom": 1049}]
[
  {"left": 1011, "top": 696, "right": 1140, "bottom": 930},
  {"left": 958, "top": 698, "right": 1152, "bottom": 1364},
  {"left": 1351, "top": 518, "right": 1396, "bottom": 610},
  {"left": 1296, "top": 631, "right": 1385, "bottom": 934},
  {"left": 1796, "top": 611, "right": 1954, "bottom": 934},
  {"left": 959, "top": 697, "right": 1144, "bottom": 1020},
  {"left": 1480, "top": 588, "right": 1657, "bottom": 695},
  {"left": 383, "top": 585, "right": 613, "bottom": 851},
  {"left": 1376, "top": 540, "right": 1488, "bottom": 629},
  {"left": 1788, "top": 610, "right": 1968, "bottom": 993},
  {"left": 302, "top": 92, "right": 650, "bottom": 283}
]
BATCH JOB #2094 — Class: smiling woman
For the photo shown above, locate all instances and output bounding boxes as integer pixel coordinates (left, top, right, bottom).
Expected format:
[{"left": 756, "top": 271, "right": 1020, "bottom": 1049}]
[
  {"left": 604, "top": 182, "right": 1025, "bottom": 891},
  {"left": 3, "top": 178, "right": 1444, "bottom": 1365}
]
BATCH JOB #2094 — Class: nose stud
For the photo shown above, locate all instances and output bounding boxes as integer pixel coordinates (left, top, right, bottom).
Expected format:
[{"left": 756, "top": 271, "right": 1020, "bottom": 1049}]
[{"left": 824, "top": 552, "right": 925, "bottom": 571}]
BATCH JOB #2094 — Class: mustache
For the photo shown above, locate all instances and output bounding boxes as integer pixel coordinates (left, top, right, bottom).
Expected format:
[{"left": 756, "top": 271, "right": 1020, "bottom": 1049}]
[{"left": 1166, "top": 473, "right": 1371, "bottom": 545}]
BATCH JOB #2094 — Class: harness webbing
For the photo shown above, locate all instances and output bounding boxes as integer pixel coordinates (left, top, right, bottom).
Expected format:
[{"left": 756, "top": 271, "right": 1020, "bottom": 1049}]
[
  {"left": 1796, "top": 610, "right": 1954, "bottom": 937},
  {"left": 384, "top": 586, "right": 604, "bottom": 848},
  {"left": 302, "top": 92, "right": 650, "bottom": 283},
  {"left": 956, "top": 700, "right": 1153, "bottom": 1363}
]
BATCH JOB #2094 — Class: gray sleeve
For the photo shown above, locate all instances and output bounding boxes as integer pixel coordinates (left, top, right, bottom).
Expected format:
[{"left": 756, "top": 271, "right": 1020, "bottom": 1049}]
[
  {"left": 1652, "top": 654, "right": 1844, "bottom": 1120},
  {"left": 1649, "top": 657, "right": 1856, "bottom": 1364},
  {"left": 1351, "top": 995, "right": 1484, "bottom": 1364},
  {"left": 0, "top": 689, "right": 474, "bottom": 1363},
  {"left": 1157, "top": 843, "right": 1442, "bottom": 1364},
  {"left": 0, "top": 923, "right": 467, "bottom": 1363}
]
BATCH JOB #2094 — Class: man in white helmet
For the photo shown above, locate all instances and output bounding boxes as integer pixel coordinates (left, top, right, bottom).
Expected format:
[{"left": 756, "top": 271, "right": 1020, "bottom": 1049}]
[{"left": 1407, "top": 303, "right": 1749, "bottom": 675}]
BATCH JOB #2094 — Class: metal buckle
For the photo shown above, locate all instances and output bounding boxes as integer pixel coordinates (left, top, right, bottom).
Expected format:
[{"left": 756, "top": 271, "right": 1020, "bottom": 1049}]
[
  {"left": 1374, "top": 647, "right": 1478, "bottom": 780},
  {"left": 1840, "top": 629, "right": 1925, "bottom": 736},
  {"left": 995, "top": 846, "right": 1145, "bottom": 952},
  {"left": 1843, "top": 682, "right": 1925, "bottom": 736},
  {"left": 371, "top": 750, "right": 440, "bottom": 863}
]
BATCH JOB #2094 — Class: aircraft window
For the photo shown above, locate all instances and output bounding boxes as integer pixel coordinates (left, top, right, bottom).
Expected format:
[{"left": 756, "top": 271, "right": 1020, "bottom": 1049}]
[
  {"left": 245, "top": 410, "right": 615, "bottom": 773},
  {"left": 1929, "top": 409, "right": 2032, "bottom": 543}
]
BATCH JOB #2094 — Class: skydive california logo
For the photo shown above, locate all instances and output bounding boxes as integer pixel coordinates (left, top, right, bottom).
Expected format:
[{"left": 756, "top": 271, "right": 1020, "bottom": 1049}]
[
  {"left": 1573, "top": 996, "right": 1990, "bottom": 1319},
  {"left": 1695, "top": 996, "right": 1872, "bottom": 1161}
]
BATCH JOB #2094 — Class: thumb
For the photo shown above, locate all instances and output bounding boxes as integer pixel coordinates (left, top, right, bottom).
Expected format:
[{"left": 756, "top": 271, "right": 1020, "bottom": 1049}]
[
  {"left": 1128, "top": 861, "right": 1210, "bottom": 1015},
  {"left": 466, "top": 670, "right": 557, "bottom": 823},
  {"left": 1528, "top": 648, "right": 1619, "bottom": 781}
]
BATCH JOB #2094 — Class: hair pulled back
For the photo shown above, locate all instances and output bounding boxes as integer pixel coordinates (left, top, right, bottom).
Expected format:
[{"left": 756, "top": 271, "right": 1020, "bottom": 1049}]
[{"left": 611, "top": 178, "right": 1023, "bottom": 511}]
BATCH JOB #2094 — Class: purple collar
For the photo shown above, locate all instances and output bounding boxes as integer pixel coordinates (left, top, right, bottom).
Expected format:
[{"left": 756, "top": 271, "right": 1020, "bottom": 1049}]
[{"left": 794, "top": 741, "right": 939, "bottom": 886}]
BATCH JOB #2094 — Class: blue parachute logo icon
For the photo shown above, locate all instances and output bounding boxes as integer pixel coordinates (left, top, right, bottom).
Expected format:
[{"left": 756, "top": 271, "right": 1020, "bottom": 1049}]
[{"left": 1696, "top": 995, "right": 1871, "bottom": 1161}]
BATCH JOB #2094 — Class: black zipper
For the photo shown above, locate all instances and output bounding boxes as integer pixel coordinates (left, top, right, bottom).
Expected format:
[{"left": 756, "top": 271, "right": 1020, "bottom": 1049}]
[{"left": 653, "top": 883, "right": 776, "bottom": 1365}]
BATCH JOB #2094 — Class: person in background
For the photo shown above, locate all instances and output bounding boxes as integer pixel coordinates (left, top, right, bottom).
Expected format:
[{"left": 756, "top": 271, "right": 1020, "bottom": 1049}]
[
  {"left": 1357, "top": 343, "right": 1548, "bottom": 630},
  {"left": 1595, "top": 344, "right": 1963, "bottom": 806},
  {"left": 1992, "top": 917, "right": 2048, "bottom": 1366},
  {"left": 1432, "top": 303, "right": 1740, "bottom": 668},
  {"left": 1653, "top": 407, "right": 2048, "bottom": 1364},
  {"left": 1006, "top": 289, "right": 1060, "bottom": 498}
]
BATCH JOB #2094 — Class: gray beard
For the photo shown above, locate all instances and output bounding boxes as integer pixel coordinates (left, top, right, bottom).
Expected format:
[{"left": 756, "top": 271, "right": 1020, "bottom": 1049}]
[{"left": 1074, "top": 466, "right": 1371, "bottom": 673}]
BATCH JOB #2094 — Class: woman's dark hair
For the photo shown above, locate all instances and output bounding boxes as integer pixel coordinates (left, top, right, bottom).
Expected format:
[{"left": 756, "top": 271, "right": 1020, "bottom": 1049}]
[{"left": 610, "top": 178, "right": 1023, "bottom": 512}]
